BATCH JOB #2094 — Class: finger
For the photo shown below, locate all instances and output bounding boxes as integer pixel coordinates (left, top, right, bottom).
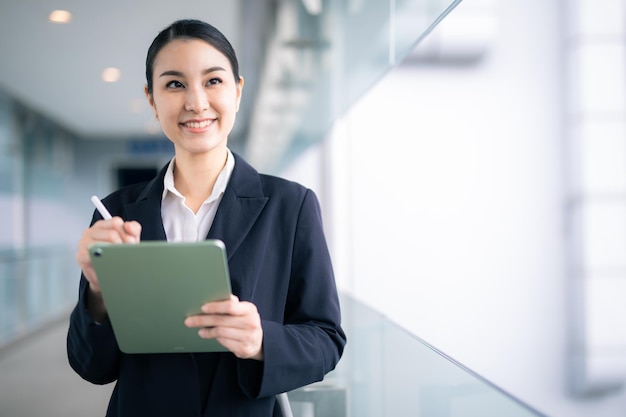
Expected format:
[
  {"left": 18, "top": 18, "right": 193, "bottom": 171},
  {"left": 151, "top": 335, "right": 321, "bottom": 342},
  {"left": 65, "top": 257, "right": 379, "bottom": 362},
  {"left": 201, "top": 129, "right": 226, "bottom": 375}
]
[
  {"left": 198, "top": 326, "right": 242, "bottom": 342},
  {"left": 122, "top": 221, "right": 142, "bottom": 243},
  {"left": 197, "top": 325, "right": 259, "bottom": 340},
  {"left": 185, "top": 314, "right": 240, "bottom": 329},
  {"left": 90, "top": 218, "right": 138, "bottom": 244},
  {"left": 185, "top": 306, "right": 260, "bottom": 330},
  {"left": 76, "top": 218, "right": 135, "bottom": 291},
  {"left": 75, "top": 245, "right": 101, "bottom": 293},
  {"left": 198, "top": 326, "right": 263, "bottom": 359},
  {"left": 82, "top": 265, "right": 100, "bottom": 291},
  {"left": 185, "top": 314, "right": 230, "bottom": 329},
  {"left": 89, "top": 219, "right": 126, "bottom": 244},
  {"left": 200, "top": 295, "right": 242, "bottom": 315}
]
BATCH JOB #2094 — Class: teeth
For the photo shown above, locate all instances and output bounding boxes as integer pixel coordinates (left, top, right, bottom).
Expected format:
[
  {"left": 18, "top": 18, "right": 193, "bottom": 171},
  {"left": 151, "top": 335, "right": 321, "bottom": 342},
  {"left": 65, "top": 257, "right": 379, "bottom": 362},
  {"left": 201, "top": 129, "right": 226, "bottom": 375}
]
[{"left": 185, "top": 120, "right": 211, "bottom": 128}]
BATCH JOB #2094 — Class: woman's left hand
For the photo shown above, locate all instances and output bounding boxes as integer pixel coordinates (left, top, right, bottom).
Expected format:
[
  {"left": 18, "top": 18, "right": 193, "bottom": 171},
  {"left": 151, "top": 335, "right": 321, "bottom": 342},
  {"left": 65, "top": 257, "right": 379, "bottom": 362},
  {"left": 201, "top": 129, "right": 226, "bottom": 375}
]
[{"left": 185, "top": 294, "right": 264, "bottom": 360}]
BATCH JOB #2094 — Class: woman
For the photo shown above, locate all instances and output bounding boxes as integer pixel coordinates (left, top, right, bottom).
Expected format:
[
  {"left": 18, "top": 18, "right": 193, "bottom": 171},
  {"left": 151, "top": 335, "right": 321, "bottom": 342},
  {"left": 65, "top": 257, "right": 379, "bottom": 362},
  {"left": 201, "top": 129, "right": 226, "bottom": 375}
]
[{"left": 67, "top": 19, "right": 346, "bottom": 417}]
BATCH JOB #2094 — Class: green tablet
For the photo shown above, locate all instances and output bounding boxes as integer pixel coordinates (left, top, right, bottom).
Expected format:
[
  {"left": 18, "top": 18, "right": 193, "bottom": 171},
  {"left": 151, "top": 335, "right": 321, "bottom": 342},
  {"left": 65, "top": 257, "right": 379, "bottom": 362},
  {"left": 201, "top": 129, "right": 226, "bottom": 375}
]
[{"left": 88, "top": 240, "right": 232, "bottom": 354}]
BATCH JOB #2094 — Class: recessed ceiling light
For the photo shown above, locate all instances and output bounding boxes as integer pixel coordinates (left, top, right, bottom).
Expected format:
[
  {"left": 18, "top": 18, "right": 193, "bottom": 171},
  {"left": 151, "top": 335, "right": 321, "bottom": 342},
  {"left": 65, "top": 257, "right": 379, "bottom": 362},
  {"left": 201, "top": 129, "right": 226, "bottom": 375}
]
[
  {"left": 49, "top": 10, "right": 72, "bottom": 24},
  {"left": 301, "top": 0, "right": 322, "bottom": 15},
  {"left": 102, "top": 67, "right": 121, "bottom": 83}
]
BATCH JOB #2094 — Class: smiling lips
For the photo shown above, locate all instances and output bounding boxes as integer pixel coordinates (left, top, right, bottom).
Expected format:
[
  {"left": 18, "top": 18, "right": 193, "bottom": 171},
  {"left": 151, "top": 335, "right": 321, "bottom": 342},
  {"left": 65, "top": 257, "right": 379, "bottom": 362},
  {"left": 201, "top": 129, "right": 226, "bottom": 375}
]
[{"left": 182, "top": 119, "right": 214, "bottom": 129}]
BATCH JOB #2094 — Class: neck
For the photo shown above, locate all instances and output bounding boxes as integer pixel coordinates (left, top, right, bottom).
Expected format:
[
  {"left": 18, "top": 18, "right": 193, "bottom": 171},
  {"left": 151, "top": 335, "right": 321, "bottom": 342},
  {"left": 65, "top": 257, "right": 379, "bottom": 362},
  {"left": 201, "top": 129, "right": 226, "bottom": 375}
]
[{"left": 172, "top": 147, "right": 228, "bottom": 212}]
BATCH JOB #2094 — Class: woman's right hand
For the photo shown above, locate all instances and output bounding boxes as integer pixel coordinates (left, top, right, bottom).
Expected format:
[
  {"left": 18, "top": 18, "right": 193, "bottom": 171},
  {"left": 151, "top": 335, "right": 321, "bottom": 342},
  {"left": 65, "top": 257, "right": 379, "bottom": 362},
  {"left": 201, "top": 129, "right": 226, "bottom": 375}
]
[{"left": 76, "top": 217, "right": 142, "bottom": 320}]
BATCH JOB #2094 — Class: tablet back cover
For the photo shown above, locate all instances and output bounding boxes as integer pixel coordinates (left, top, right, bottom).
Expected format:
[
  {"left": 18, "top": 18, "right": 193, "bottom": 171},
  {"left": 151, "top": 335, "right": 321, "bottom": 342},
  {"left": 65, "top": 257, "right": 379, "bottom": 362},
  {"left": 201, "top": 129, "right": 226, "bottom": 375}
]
[{"left": 89, "top": 240, "right": 231, "bottom": 354}]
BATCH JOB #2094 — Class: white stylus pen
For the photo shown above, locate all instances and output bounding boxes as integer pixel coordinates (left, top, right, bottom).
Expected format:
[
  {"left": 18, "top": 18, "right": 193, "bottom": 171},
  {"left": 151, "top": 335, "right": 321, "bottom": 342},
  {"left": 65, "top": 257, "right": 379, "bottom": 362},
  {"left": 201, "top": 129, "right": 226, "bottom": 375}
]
[{"left": 90, "top": 195, "right": 112, "bottom": 220}]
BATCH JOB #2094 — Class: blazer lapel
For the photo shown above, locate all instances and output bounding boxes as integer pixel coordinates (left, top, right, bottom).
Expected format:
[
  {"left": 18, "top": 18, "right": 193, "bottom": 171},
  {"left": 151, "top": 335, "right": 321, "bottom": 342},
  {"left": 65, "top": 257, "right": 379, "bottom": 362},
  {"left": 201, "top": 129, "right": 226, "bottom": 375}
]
[
  {"left": 119, "top": 153, "right": 268, "bottom": 251},
  {"left": 207, "top": 153, "right": 268, "bottom": 259},
  {"left": 123, "top": 164, "right": 168, "bottom": 241}
]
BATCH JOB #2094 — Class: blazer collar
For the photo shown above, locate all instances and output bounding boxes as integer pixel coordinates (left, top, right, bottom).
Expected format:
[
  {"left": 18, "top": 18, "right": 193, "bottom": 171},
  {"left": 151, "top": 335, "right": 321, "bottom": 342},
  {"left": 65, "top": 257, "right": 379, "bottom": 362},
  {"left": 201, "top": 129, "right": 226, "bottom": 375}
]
[
  {"left": 207, "top": 153, "right": 268, "bottom": 259},
  {"left": 123, "top": 152, "right": 268, "bottom": 259}
]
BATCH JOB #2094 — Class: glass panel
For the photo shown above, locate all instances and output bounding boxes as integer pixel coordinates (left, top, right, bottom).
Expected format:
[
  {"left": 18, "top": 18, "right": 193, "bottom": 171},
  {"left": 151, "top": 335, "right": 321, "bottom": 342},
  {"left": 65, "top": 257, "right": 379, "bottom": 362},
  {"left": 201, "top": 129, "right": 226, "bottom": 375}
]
[
  {"left": 586, "top": 276, "right": 626, "bottom": 348},
  {"left": 573, "top": 43, "right": 626, "bottom": 114},
  {"left": 342, "top": 0, "right": 392, "bottom": 106},
  {"left": 582, "top": 201, "right": 626, "bottom": 268},
  {"left": 289, "top": 294, "right": 548, "bottom": 417},
  {"left": 339, "top": 0, "right": 463, "bottom": 120},
  {"left": 0, "top": 88, "right": 81, "bottom": 348},
  {"left": 247, "top": 0, "right": 463, "bottom": 172},
  {"left": 580, "top": 120, "right": 626, "bottom": 193},
  {"left": 393, "top": 0, "right": 442, "bottom": 63},
  {"left": 0, "top": 246, "right": 77, "bottom": 348},
  {"left": 0, "top": 90, "right": 17, "bottom": 194},
  {"left": 0, "top": 254, "right": 19, "bottom": 345}
]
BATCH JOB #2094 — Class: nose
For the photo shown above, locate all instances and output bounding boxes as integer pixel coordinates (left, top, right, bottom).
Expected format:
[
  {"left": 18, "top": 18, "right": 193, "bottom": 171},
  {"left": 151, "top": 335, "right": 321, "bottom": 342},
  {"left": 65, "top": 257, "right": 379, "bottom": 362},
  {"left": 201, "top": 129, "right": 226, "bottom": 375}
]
[{"left": 185, "top": 85, "right": 209, "bottom": 113}]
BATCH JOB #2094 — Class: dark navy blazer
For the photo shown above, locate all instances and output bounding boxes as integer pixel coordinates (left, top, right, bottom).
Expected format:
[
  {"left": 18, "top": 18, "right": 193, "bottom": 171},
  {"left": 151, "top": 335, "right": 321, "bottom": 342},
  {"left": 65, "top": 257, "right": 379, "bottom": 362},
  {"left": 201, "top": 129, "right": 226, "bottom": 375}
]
[{"left": 67, "top": 153, "right": 346, "bottom": 417}]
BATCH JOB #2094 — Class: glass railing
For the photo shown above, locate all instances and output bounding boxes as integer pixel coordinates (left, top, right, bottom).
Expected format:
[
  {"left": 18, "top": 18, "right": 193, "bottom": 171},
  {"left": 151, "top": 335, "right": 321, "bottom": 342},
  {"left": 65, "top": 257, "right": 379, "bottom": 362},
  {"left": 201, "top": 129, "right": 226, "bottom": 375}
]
[
  {"left": 0, "top": 246, "right": 78, "bottom": 348},
  {"left": 287, "top": 294, "right": 549, "bottom": 417}
]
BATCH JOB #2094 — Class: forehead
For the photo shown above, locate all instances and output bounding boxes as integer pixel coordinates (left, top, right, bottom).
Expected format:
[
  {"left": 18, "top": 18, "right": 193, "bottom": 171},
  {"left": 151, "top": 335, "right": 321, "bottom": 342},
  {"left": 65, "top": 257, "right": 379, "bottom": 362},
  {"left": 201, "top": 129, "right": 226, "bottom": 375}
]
[{"left": 153, "top": 38, "right": 232, "bottom": 73}]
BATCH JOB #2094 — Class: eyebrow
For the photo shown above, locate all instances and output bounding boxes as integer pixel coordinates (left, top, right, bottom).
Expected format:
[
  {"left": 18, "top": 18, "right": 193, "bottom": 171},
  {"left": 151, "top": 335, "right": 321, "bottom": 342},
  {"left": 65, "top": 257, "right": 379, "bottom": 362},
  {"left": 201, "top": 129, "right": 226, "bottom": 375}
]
[{"left": 159, "top": 66, "right": 227, "bottom": 78}]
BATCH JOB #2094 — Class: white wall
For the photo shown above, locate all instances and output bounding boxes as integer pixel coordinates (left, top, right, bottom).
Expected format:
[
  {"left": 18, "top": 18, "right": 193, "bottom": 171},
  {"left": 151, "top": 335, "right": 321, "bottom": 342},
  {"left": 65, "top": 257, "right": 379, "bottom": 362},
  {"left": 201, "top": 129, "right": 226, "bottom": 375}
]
[{"left": 282, "top": 0, "right": 626, "bottom": 416}]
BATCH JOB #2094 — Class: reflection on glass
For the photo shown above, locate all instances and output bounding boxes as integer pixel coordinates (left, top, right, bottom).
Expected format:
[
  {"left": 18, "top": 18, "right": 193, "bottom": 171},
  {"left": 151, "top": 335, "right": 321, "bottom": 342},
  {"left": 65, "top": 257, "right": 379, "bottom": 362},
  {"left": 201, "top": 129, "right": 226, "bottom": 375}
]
[
  {"left": 0, "top": 248, "right": 77, "bottom": 347},
  {"left": 246, "top": 0, "right": 463, "bottom": 172},
  {"left": 289, "top": 294, "right": 548, "bottom": 417}
]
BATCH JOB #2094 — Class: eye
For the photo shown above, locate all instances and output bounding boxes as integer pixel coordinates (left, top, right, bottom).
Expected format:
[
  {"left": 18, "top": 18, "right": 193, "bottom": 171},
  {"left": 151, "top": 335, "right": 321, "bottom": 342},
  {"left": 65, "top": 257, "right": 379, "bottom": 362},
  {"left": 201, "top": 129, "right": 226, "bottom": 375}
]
[
  {"left": 166, "top": 80, "right": 184, "bottom": 89},
  {"left": 207, "top": 78, "right": 222, "bottom": 86}
]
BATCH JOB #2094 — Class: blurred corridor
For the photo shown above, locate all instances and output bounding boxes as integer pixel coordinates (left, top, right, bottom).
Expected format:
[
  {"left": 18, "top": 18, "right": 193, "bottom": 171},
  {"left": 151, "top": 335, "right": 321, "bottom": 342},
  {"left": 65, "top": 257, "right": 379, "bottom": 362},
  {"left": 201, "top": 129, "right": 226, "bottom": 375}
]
[
  {"left": 4, "top": 0, "right": 626, "bottom": 416},
  {"left": 0, "top": 315, "right": 113, "bottom": 416}
]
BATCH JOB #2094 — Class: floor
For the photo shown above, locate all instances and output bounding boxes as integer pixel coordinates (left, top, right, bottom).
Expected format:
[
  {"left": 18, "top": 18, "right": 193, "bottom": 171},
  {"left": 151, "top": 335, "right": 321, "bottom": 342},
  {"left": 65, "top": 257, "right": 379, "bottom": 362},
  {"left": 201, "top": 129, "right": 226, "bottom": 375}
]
[
  {"left": 0, "top": 314, "right": 114, "bottom": 417},
  {"left": 0, "top": 314, "right": 340, "bottom": 417}
]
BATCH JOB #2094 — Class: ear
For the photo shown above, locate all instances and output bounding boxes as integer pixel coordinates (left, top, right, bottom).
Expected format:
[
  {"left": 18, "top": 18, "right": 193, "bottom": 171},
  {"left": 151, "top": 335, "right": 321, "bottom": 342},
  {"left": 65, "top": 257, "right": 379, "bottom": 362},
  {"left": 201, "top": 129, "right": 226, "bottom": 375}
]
[
  {"left": 236, "top": 76, "right": 244, "bottom": 112},
  {"left": 144, "top": 85, "right": 157, "bottom": 117}
]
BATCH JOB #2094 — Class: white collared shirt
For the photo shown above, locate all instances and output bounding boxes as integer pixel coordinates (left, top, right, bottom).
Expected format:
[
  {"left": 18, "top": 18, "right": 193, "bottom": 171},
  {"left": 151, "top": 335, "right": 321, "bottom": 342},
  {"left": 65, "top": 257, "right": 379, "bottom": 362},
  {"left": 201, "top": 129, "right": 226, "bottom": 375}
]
[{"left": 161, "top": 149, "right": 235, "bottom": 243}]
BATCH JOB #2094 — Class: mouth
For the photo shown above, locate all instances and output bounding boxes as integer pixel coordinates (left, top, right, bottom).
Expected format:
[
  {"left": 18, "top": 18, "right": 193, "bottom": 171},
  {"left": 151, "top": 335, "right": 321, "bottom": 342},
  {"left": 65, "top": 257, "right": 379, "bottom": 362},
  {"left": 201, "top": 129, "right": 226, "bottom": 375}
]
[{"left": 181, "top": 119, "right": 214, "bottom": 129}]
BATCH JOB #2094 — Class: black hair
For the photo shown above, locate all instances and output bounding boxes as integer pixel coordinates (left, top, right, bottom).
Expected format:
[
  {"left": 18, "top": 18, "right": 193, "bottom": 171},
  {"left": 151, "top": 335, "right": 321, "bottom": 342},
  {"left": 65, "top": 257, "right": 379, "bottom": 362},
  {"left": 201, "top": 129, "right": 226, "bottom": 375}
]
[{"left": 145, "top": 19, "right": 240, "bottom": 95}]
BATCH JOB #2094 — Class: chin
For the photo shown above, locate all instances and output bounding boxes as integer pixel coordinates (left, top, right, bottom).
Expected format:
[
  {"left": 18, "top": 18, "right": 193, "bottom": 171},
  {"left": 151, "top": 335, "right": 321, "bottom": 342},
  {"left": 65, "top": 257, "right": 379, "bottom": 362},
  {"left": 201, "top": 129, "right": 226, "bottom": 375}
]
[{"left": 183, "top": 141, "right": 227, "bottom": 155}]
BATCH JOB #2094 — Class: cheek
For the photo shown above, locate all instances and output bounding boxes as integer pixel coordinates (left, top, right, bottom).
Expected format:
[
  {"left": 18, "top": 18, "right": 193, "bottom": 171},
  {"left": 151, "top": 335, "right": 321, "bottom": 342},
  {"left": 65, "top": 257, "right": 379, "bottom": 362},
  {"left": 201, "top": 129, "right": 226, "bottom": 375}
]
[
  {"left": 153, "top": 97, "right": 176, "bottom": 116},
  {"left": 217, "top": 94, "right": 239, "bottom": 115}
]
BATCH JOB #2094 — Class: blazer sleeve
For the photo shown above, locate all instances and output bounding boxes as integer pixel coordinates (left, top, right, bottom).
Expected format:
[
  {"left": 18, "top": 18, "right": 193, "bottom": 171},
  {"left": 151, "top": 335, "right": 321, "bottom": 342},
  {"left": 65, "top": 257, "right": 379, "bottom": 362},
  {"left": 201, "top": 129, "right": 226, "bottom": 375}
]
[
  {"left": 67, "top": 276, "right": 121, "bottom": 384},
  {"left": 66, "top": 212, "right": 121, "bottom": 385},
  {"left": 237, "top": 189, "right": 346, "bottom": 398}
]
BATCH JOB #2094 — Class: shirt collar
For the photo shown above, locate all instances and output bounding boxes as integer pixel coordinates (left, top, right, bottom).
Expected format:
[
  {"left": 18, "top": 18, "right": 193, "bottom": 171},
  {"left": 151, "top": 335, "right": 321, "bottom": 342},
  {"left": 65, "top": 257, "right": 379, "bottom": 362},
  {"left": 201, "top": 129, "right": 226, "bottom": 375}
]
[{"left": 162, "top": 149, "right": 235, "bottom": 203}]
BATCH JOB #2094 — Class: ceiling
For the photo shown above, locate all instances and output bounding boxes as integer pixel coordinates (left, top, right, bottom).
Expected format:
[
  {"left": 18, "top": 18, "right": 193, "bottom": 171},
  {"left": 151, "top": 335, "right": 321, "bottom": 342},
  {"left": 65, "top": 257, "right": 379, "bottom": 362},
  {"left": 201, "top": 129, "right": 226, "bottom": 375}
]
[
  {"left": 0, "top": 0, "right": 272, "bottom": 147},
  {"left": 0, "top": 0, "right": 465, "bottom": 169}
]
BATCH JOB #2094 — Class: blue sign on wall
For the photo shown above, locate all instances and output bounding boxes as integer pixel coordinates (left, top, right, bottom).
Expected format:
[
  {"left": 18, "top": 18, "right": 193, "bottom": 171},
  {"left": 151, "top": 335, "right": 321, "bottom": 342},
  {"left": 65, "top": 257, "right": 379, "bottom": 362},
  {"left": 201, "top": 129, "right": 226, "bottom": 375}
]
[{"left": 128, "top": 139, "right": 174, "bottom": 156}]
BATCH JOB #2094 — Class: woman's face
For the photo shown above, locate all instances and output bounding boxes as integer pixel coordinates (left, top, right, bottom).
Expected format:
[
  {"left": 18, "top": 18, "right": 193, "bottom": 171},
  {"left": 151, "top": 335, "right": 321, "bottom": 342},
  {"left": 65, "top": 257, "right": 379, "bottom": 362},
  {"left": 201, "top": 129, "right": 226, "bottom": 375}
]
[{"left": 145, "top": 38, "right": 243, "bottom": 157}]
